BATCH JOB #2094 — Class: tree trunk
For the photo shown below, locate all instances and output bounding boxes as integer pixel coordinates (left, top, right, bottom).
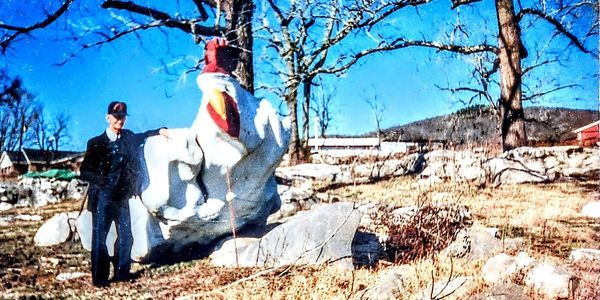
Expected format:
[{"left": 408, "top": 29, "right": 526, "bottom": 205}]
[
  {"left": 302, "top": 79, "right": 312, "bottom": 149},
  {"left": 286, "top": 91, "right": 301, "bottom": 165},
  {"left": 495, "top": 0, "right": 526, "bottom": 151},
  {"left": 225, "top": 0, "right": 254, "bottom": 94}
]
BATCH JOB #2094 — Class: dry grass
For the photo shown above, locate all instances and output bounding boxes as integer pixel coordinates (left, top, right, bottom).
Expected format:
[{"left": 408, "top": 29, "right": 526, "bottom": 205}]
[{"left": 1, "top": 177, "right": 598, "bottom": 299}]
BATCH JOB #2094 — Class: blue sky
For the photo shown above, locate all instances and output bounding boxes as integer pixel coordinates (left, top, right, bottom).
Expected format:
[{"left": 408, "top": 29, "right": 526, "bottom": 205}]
[{"left": 1, "top": 1, "right": 598, "bottom": 151}]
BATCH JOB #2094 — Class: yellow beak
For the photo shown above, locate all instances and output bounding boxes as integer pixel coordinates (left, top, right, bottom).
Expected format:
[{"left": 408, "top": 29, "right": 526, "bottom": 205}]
[{"left": 207, "top": 88, "right": 227, "bottom": 120}]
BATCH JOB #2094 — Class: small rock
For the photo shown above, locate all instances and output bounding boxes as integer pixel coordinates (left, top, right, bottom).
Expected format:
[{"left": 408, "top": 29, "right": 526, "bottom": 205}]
[
  {"left": 56, "top": 272, "right": 87, "bottom": 281},
  {"left": 0, "top": 202, "right": 13, "bottom": 211},
  {"left": 581, "top": 201, "right": 600, "bottom": 218},
  {"left": 16, "top": 214, "right": 42, "bottom": 221},
  {"left": 569, "top": 248, "right": 600, "bottom": 263}
]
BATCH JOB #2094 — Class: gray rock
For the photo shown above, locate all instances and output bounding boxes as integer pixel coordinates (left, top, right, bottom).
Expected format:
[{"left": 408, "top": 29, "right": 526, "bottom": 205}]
[
  {"left": 445, "top": 227, "right": 523, "bottom": 260},
  {"left": 569, "top": 248, "right": 600, "bottom": 262},
  {"left": 467, "top": 228, "right": 522, "bottom": 260},
  {"left": 421, "top": 276, "right": 473, "bottom": 300},
  {"left": 211, "top": 202, "right": 362, "bottom": 269},
  {"left": 355, "top": 266, "right": 408, "bottom": 300},
  {"left": 277, "top": 163, "right": 350, "bottom": 182},
  {"left": 581, "top": 201, "right": 600, "bottom": 218},
  {"left": 524, "top": 262, "right": 573, "bottom": 299},
  {"left": 482, "top": 252, "right": 535, "bottom": 284},
  {"left": 469, "top": 283, "right": 529, "bottom": 300}
]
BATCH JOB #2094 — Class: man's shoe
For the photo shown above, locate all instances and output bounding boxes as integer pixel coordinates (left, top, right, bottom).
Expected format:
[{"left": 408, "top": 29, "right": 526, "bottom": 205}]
[
  {"left": 112, "top": 273, "right": 132, "bottom": 282},
  {"left": 93, "top": 280, "right": 110, "bottom": 287},
  {"left": 112, "top": 272, "right": 139, "bottom": 282}
]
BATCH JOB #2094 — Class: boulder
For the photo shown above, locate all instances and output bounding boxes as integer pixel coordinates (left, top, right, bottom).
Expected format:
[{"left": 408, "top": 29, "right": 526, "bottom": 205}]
[
  {"left": 421, "top": 276, "right": 473, "bottom": 300},
  {"left": 469, "top": 283, "right": 529, "bottom": 300},
  {"left": 482, "top": 252, "right": 535, "bottom": 284},
  {"left": 354, "top": 266, "right": 408, "bottom": 300},
  {"left": 446, "top": 227, "right": 523, "bottom": 260},
  {"left": 524, "top": 262, "right": 573, "bottom": 299},
  {"left": 210, "top": 202, "right": 362, "bottom": 269}
]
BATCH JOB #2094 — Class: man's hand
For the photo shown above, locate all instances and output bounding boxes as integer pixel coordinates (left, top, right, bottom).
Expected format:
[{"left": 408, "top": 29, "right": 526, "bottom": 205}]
[{"left": 159, "top": 128, "right": 170, "bottom": 139}]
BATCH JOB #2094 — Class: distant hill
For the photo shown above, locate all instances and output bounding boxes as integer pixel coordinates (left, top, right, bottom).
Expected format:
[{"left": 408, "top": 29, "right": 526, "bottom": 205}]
[{"left": 379, "top": 105, "right": 599, "bottom": 145}]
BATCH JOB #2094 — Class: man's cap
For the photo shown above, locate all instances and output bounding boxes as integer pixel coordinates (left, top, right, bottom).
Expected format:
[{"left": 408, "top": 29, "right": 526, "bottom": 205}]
[{"left": 107, "top": 101, "right": 128, "bottom": 117}]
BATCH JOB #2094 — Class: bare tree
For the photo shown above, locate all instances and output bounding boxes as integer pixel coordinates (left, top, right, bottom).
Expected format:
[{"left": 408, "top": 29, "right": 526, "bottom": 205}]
[
  {"left": 49, "top": 113, "right": 70, "bottom": 151},
  {"left": 28, "top": 105, "right": 49, "bottom": 151},
  {"left": 364, "top": 93, "right": 386, "bottom": 144},
  {"left": 0, "top": 76, "right": 41, "bottom": 152},
  {"left": 257, "top": 0, "right": 432, "bottom": 163},
  {"left": 388, "top": 0, "right": 597, "bottom": 151},
  {"left": 310, "top": 83, "right": 337, "bottom": 138}
]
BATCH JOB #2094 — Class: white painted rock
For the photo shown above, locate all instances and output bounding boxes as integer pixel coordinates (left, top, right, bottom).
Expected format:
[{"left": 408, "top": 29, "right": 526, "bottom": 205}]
[
  {"left": 76, "top": 209, "right": 117, "bottom": 256},
  {"left": 34, "top": 212, "right": 78, "bottom": 246},
  {"left": 581, "top": 201, "right": 600, "bottom": 218},
  {"left": 0, "top": 202, "right": 12, "bottom": 211},
  {"left": 524, "top": 261, "right": 573, "bottom": 299},
  {"left": 56, "top": 272, "right": 87, "bottom": 281}
]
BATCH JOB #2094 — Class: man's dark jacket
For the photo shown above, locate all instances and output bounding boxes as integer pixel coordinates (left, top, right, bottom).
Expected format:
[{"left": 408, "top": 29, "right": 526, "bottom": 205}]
[{"left": 81, "top": 128, "right": 160, "bottom": 209}]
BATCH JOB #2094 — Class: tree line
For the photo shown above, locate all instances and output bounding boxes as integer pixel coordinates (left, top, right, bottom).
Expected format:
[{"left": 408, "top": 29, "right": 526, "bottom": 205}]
[
  {"left": 0, "top": 0, "right": 596, "bottom": 163},
  {"left": 0, "top": 71, "right": 70, "bottom": 153}
]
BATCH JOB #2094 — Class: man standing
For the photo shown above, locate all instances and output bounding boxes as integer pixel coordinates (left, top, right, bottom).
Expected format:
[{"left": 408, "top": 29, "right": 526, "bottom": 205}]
[{"left": 81, "top": 101, "right": 168, "bottom": 287}]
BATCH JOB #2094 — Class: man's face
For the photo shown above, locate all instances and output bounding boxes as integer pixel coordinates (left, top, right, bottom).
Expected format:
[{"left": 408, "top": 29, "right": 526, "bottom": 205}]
[{"left": 107, "top": 114, "right": 126, "bottom": 133}]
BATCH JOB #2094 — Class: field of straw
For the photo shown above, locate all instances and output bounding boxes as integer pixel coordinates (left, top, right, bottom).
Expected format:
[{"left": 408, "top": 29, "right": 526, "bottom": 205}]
[{"left": 1, "top": 175, "right": 598, "bottom": 299}]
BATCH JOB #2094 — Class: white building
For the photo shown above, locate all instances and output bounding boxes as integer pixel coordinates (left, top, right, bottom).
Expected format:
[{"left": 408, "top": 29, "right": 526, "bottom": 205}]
[{"left": 307, "top": 137, "right": 422, "bottom": 157}]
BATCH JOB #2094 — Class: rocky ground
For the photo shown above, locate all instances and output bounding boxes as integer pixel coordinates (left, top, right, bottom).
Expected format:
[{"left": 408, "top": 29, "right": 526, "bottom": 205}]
[{"left": 1, "top": 175, "right": 599, "bottom": 299}]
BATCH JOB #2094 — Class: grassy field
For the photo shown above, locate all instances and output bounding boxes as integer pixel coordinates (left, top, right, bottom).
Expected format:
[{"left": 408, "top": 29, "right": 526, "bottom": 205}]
[{"left": 1, "top": 176, "right": 598, "bottom": 299}]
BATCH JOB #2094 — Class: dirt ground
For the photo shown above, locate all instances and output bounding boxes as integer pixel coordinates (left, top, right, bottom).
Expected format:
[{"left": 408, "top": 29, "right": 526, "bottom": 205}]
[{"left": 1, "top": 176, "right": 598, "bottom": 299}]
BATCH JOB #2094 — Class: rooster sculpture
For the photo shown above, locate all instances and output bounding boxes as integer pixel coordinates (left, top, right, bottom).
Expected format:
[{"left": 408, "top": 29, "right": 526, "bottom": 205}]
[{"left": 78, "top": 39, "right": 290, "bottom": 261}]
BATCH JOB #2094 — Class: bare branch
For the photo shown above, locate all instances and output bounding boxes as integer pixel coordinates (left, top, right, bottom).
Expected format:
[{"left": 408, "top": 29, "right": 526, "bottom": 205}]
[
  {"left": 101, "top": 0, "right": 215, "bottom": 36},
  {"left": 311, "top": 39, "right": 498, "bottom": 76},
  {"left": 522, "top": 58, "right": 558, "bottom": 75},
  {"left": 517, "top": 8, "right": 594, "bottom": 56},
  {"left": 451, "top": 0, "right": 483, "bottom": 10},
  {"left": 0, "top": 0, "right": 74, "bottom": 53},
  {"left": 523, "top": 84, "right": 580, "bottom": 101},
  {"left": 55, "top": 20, "right": 166, "bottom": 66}
]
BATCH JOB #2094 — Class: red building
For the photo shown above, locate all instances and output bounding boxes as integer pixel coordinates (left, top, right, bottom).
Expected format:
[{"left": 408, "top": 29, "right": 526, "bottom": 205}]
[{"left": 572, "top": 120, "right": 600, "bottom": 146}]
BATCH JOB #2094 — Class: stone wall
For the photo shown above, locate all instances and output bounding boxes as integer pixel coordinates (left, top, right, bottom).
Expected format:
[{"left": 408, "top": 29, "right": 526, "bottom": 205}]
[{"left": 0, "top": 178, "right": 86, "bottom": 211}]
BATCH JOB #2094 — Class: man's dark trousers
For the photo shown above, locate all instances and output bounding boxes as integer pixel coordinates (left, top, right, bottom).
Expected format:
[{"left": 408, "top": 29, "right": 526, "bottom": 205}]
[{"left": 91, "top": 189, "right": 133, "bottom": 286}]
